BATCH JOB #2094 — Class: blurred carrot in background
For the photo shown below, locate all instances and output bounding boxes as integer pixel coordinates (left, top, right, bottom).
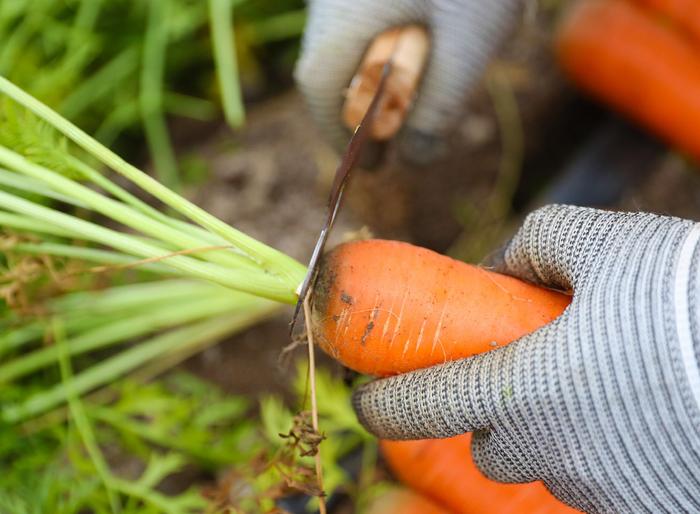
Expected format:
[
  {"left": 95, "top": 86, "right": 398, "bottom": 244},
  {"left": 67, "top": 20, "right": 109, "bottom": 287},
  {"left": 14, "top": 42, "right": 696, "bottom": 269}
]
[
  {"left": 629, "top": 0, "right": 700, "bottom": 45},
  {"left": 557, "top": 0, "right": 700, "bottom": 161},
  {"left": 381, "top": 436, "right": 579, "bottom": 514}
]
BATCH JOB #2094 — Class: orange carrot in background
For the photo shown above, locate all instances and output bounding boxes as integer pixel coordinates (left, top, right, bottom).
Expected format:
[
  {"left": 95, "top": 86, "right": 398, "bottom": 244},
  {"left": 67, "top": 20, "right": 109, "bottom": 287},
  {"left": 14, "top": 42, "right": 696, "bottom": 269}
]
[
  {"left": 365, "top": 488, "right": 452, "bottom": 514},
  {"left": 311, "top": 239, "right": 570, "bottom": 376},
  {"left": 556, "top": 0, "right": 700, "bottom": 161},
  {"left": 381, "top": 435, "right": 580, "bottom": 514},
  {"left": 629, "top": 0, "right": 700, "bottom": 45}
]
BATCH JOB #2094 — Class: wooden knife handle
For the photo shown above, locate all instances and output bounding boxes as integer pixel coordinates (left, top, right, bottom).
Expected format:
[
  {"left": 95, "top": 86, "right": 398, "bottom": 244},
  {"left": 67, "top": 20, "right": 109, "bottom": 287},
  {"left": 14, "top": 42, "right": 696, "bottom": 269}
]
[{"left": 342, "top": 25, "right": 430, "bottom": 140}]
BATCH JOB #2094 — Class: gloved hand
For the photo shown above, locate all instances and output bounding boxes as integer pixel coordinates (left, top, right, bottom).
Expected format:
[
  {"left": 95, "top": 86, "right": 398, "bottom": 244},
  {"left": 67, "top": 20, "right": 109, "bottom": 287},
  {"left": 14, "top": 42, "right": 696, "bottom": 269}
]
[
  {"left": 352, "top": 204, "right": 700, "bottom": 513},
  {"left": 294, "top": 0, "right": 520, "bottom": 164}
]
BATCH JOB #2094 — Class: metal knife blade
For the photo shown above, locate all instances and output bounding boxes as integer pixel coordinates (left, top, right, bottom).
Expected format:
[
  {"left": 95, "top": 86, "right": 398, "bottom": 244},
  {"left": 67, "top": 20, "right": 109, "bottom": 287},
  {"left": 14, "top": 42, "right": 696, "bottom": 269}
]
[{"left": 290, "top": 60, "right": 393, "bottom": 335}]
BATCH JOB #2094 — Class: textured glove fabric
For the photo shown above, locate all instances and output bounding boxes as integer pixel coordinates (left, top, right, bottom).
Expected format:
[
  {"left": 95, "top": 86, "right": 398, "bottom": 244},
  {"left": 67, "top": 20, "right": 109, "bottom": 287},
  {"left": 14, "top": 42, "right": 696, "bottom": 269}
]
[
  {"left": 353, "top": 205, "right": 700, "bottom": 513},
  {"left": 294, "top": 0, "right": 519, "bottom": 161}
]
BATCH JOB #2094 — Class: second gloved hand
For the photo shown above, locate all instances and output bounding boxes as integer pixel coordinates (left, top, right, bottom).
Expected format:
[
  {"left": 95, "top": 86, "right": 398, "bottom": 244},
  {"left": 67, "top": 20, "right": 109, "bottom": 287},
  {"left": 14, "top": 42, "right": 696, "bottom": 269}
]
[
  {"left": 353, "top": 205, "right": 700, "bottom": 513},
  {"left": 294, "top": 0, "right": 520, "bottom": 164}
]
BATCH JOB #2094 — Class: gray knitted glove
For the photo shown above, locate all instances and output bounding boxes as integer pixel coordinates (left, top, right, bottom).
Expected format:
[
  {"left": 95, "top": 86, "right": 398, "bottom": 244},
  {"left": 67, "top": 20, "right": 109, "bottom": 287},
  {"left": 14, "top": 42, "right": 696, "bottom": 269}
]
[
  {"left": 353, "top": 204, "right": 700, "bottom": 513},
  {"left": 294, "top": 0, "right": 519, "bottom": 163}
]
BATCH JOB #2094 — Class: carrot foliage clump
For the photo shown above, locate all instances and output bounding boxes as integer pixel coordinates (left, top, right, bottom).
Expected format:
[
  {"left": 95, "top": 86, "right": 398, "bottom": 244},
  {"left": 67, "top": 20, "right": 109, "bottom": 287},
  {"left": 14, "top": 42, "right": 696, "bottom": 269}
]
[{"left": 0, "top": 76, "right": 348, "bottom": 512}]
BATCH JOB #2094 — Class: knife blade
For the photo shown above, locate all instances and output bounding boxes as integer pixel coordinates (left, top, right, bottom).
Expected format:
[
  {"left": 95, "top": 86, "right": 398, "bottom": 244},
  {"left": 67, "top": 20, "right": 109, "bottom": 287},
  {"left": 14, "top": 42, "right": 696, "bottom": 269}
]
[{"left": 289, "top": 60, "right": 394, "bottom": 335}]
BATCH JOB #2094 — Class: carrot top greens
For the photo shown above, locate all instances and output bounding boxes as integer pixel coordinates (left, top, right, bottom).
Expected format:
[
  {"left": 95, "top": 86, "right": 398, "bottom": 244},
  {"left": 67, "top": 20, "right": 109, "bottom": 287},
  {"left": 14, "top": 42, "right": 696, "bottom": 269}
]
[
  {"left": 0, "top": 76, "right": 382, "bottom": 512},
  {"left": 0, "top": 76, "right": 306, "bottom": 304}
]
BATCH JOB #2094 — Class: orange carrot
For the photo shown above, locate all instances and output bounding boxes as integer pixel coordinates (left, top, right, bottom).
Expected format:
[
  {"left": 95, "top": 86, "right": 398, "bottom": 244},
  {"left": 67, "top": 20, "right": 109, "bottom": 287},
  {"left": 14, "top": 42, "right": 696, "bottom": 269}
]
[
  {"left": 556, "top": 0, "right": 700, "bottom": 161},
  {"left": 311, "top": 239, "right": 576, "bottom": 512},
  {"left": 381, "top": 435, "right": 580, "bottom": 514},
  {"left": 365, "top": 488, "right": 452, "bottom": 514},
  {"left": 311, "top": 239, "right": 570, "bottom": 376},
  {"left": 629, "top": 0, "right": 700, "bottom": 45}
]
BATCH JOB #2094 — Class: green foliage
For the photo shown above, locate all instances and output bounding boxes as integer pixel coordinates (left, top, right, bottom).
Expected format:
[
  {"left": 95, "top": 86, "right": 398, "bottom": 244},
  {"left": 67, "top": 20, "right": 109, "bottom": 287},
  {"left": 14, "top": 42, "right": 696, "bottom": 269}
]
[
  {"left": 260, "top": 394, "right": 295, "bottom": 443},
  {"left": 0, "top": 9, "right": 387, "bottom": 511},
  {"left": 0, "top": 361, "right": 383, "bottom": 514},
  {"left": 0, "top": 84, "right": 306, "bottom": 302},
  {"left": 226, "top": 365, "right": 382, "bottom": 513},
  {"left": 0, "top": 0, "right": 306, "bottom": 187},
  {"left": 0, "top": 373, "right": 234, "bottom": 513},
  {"left": 209, "top": 0, "right": 245, "bottom": 129},
  {"left": 0, "top": 98, "right": 80, "bottom": 179},
  {"left": 0, "top": 280, "right": 278, "bottom": 423},
  {"left": 0, "top": 60, "right": 326, "bottom": 514},
  {"left": 297, "top": 367, "right": 379, "bottom": 507},
  {"left": 94, "top": 373, "right": 257, "bottom": 468}
]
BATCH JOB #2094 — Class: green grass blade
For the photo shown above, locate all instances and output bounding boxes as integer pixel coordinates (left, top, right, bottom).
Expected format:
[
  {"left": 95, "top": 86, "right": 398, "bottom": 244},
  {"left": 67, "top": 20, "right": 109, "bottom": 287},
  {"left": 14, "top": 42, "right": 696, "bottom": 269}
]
[
  {"left": 244, "top": 9, "right": 306, "bottom": 45},
  {"left": 0, "top": 211, "right": 79, "bottom": 238},
  {"left": 0, "top": 292, "right": 252, "bottom": 382},
  {"left": 65, "top": 156, "right": 258, "bottom": 265},
  {"left": 60, "top": 46, "right": 139, "bottom": 119},
  {"left": 10, "top": 242, "right": 176, "bottom": 275},
  {"left": 93, "top": 98, "right": 139, "bottom": 146},
  {"left": 141, "top": 0, "right": 178, "bottom": 189},
  {"left": 163, "top": 92, "right": 217, "bottom": 121},
  {"left": 209, "top": 0, "right": 245, "bottom": 128},
  {"left": 54, "top": 319, "right": 122, "bottom": 513},
  {"left": 0, "top": 168, "right": 87, "bottom": 207},
  {"left": 49, "top": 279, "right": 221, "bottom": 313},
  {"left": 0, "top": 145, "right": 259, "bottom": 271}
]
